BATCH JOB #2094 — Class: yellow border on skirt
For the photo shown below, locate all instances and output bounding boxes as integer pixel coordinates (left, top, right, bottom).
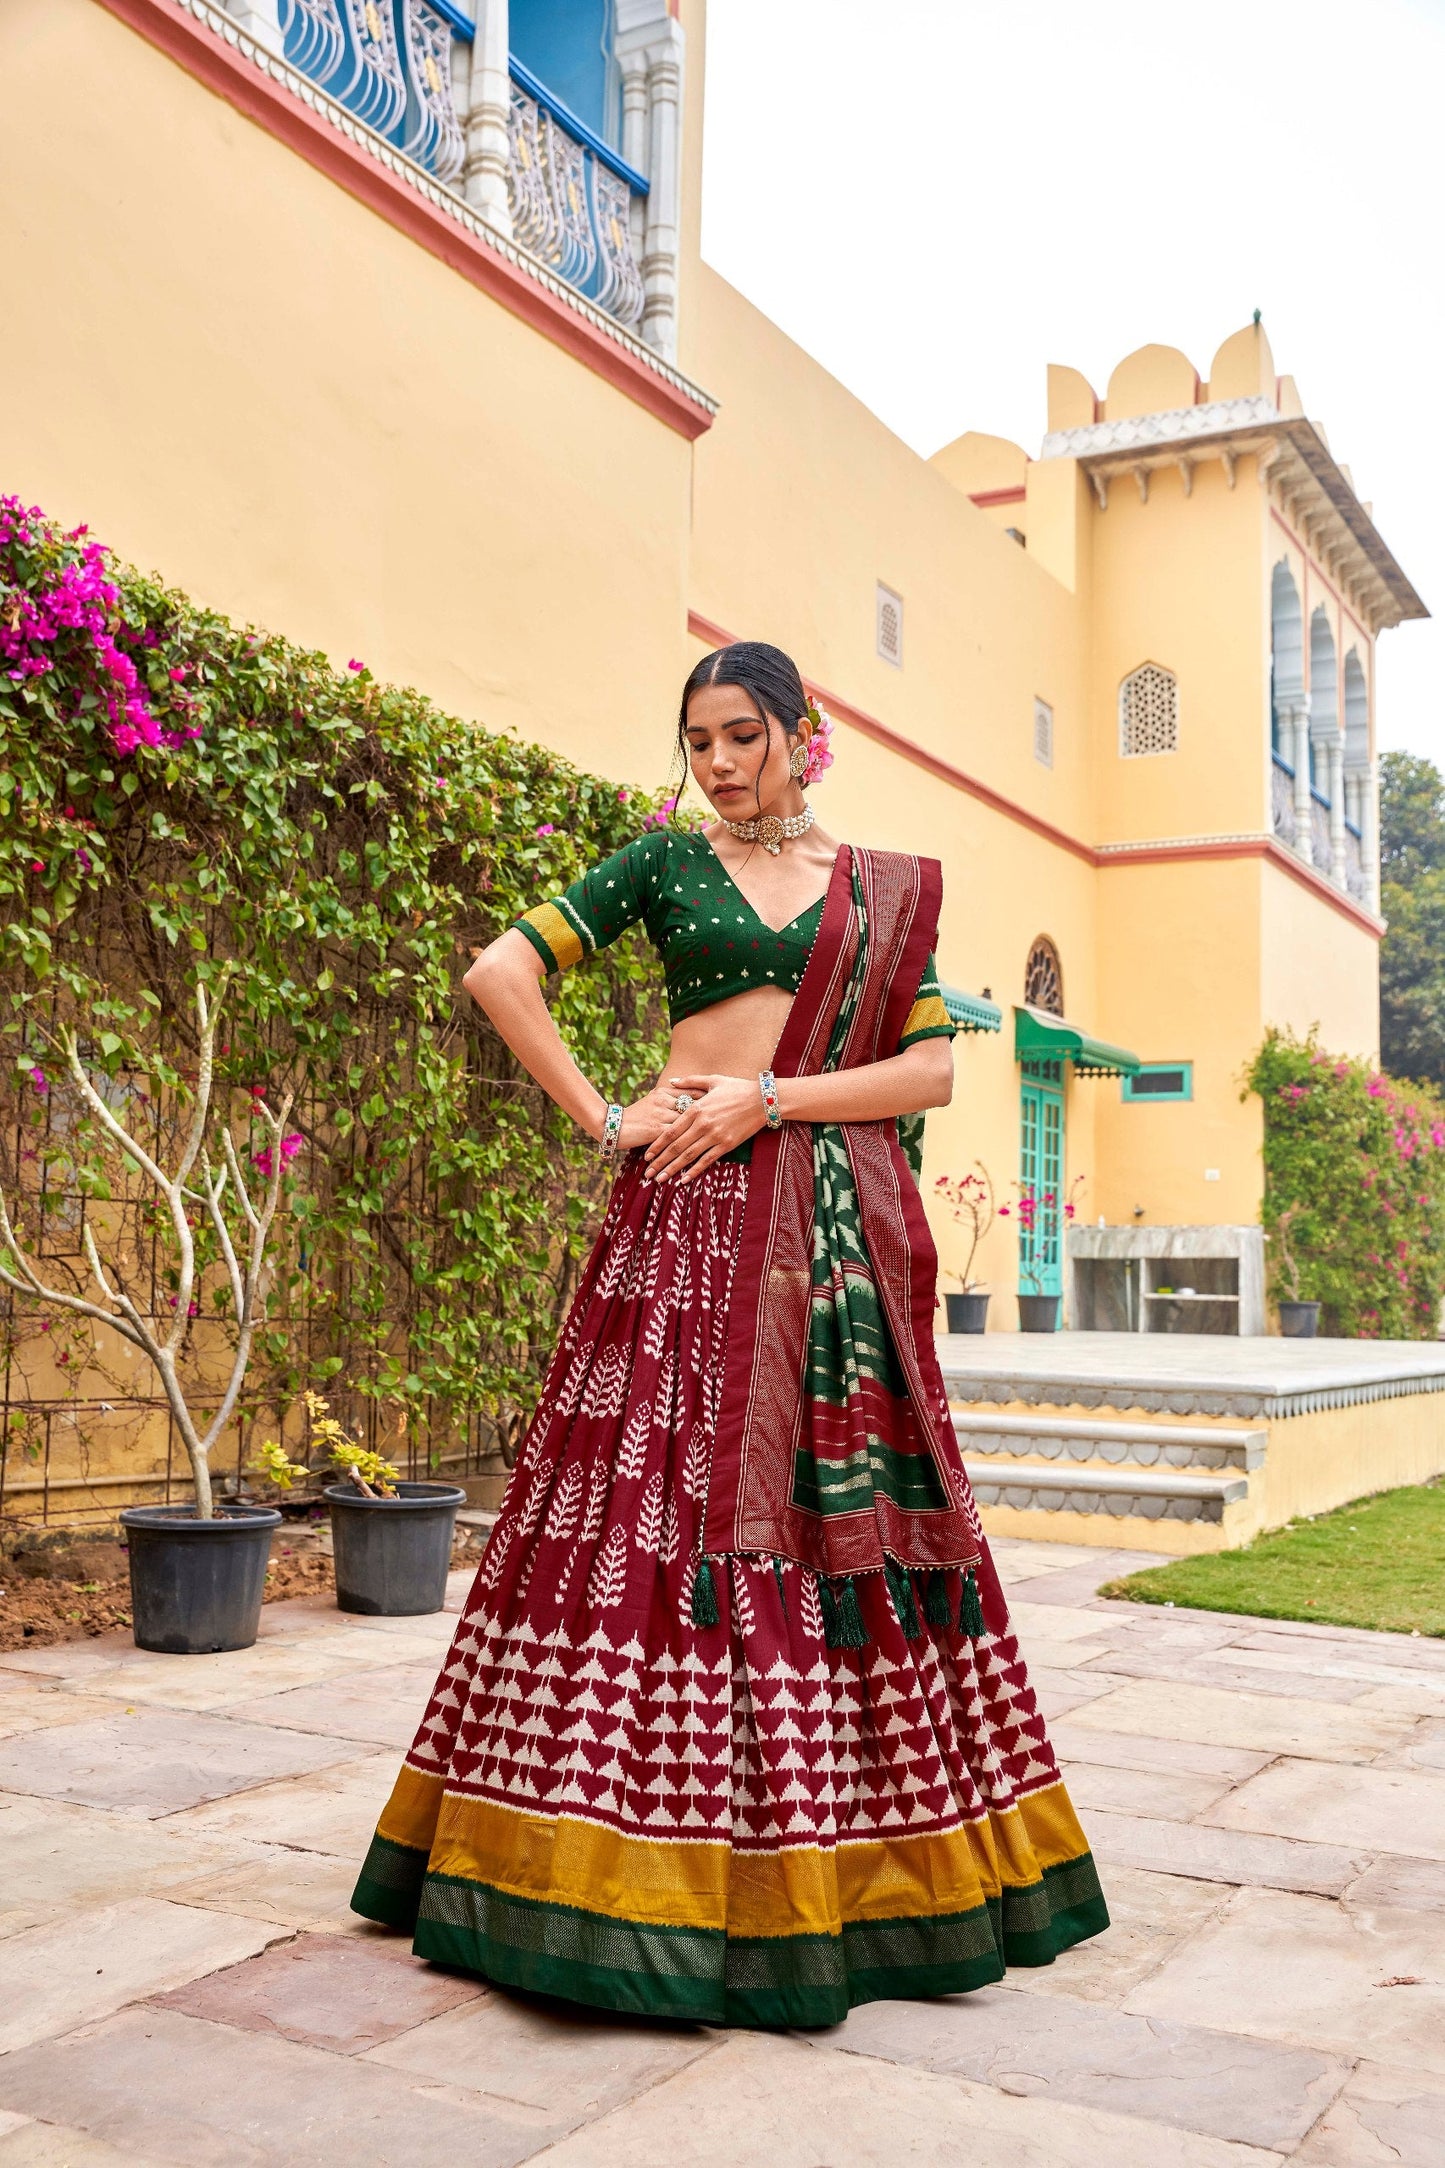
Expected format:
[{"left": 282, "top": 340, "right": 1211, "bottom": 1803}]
[{"left": 378, "top": 1764, "right": 1092, "bottom": 1940}]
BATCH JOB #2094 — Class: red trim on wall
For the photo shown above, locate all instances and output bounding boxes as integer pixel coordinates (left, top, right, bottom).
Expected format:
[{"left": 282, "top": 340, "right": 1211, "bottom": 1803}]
[
  {"left": 968, "top": 485, "right": 1027, "bottom": 508},
  {"left": 684, "top": 612, "right": 1093, "bottom": 863},
  {"left": 94, "top": 0, "right": 716, "bottom": 442},
  {"left": 683, "top": 611, "right": 1383, "bottom": 940}
]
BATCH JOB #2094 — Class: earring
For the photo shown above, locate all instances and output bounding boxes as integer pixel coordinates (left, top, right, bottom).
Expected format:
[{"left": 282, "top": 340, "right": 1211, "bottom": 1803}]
[{"left": 789, "top": 744, "right": 808, "bottom": 779}]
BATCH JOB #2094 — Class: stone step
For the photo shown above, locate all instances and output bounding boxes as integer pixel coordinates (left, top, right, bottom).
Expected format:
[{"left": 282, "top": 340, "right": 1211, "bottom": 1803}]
[
  {"left": 962, "top": 1457, "right": 1248, "bottom": 1526},
  {"left": 951, "top": 1409, "right": 1266, "bottom": 1472}
]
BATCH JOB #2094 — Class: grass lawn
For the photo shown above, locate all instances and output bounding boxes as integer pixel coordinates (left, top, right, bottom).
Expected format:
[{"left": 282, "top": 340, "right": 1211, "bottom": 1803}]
[{"left": 1099, "top": 1476, "right": 1445, "bottom": 1638}]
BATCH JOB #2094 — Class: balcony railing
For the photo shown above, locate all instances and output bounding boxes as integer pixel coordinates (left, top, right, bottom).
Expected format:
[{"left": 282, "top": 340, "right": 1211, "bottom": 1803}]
[
  {"left": 279, "top": 0, "right": 469, "bottom": 182},
  {"left": 1271, "top": 750, "right": 1296, "bottom": 846},
  {"left": 506, "top": 59, "right": 647, "bottom": 331},
  {"left": 269, "top": 8, "right": 649, "bottom": 332},
  {"left": 1344, "top": 821, "right": 1366, "bottom": 902}
]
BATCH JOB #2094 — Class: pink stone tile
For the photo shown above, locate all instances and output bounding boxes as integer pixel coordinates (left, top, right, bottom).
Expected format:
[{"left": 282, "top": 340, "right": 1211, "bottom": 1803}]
[{"left": 150, "top": 1933, "right": 482, "bottom": 2054}]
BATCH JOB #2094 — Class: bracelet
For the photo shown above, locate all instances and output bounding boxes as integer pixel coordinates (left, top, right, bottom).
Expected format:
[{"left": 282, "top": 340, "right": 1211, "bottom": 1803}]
[
  {"left": 598, "top": 1102, "right": 624, "bottom": 1161},
  {"left": 758, "top": 1071, "right": 783, "bottom": 1130}
]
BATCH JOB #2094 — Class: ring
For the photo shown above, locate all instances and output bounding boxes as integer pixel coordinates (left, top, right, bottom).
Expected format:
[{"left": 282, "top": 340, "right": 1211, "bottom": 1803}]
[{"left": 674, "top": 1093, "right": 694, "bottom": 1114}]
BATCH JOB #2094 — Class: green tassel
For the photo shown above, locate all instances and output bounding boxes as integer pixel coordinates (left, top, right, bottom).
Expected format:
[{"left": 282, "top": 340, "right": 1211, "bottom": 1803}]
[
  {"left": 834, "top": 1575, "right": 869, "bottom": 1649},
  {"left": 924, "top": 1569, "right": 953, "bottom": 1629},
  {"left": 819, "top": 1575, "right": 842, "bottom": 1648},
  {"left": 885, "top": 1557, "right": 922, "bottom": 1640},
  {"left": 691, "top": 1554, "right": 719, "bottom": 1629},
  {"left": 958, "top": 1566, "right": 985, "bottom": 1640},
  {"left": 771, "top": 1555, "right": 789, "bottom": 1618}
]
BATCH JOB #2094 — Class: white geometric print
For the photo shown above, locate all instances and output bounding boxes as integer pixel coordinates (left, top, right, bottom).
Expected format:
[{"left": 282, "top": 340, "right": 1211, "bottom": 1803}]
[
  {"left": 587, "top": 1523, "right": 629, "bottom": 1609},
  {"left": 635, "top": 1469, "right": 665, "bottom": 1555},
  {"left": 544, "top": 1462, "right": 583, "bottom": 1543}
]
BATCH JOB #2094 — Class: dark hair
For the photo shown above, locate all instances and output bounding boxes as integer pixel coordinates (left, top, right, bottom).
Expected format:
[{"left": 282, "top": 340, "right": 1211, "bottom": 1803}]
[{"left": 672, "top": 641, "right": 808, "bottom": 820}]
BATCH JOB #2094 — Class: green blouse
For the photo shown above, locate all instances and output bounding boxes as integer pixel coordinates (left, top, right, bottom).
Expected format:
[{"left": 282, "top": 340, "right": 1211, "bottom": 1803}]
[{"left": 515, "top": 829, "right": 954, "bottom": 1047}]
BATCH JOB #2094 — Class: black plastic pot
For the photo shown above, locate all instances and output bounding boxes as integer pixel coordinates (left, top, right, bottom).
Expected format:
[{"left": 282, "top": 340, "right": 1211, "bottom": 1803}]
[
  {"left": 1017, "top": 1293, "right": 1061, "bottom": 1333},
  {"left": 118, "top": 1502, "right": 282, "bottom": 1655},
  {"left": 325, "top": 1480, "right": 467, "bottom": 1616},
  {"left": 945, "top": 1292, "right": 991, "bottom": 1334},
  {"left": 1278, "top": 1300, "right": 1321, "bottom": 1339}
]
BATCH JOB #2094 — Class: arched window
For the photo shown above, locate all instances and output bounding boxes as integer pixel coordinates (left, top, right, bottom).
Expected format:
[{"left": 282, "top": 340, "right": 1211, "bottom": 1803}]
[
  {"left": 1343, "top": 650, "right": 1369, "bottom": 775},
  {"left": 1118, "top": 663, "right": 1178, "bottom": 758},
  {"left": 1024, "top": 937, "right": 1064, "bottom": 1016},
  {"left": 1308, "top": 609, "right": 1338, "bottom": 801},
  {"left": 1270, "top": 561, "right": 1303, "bottom": 761}
]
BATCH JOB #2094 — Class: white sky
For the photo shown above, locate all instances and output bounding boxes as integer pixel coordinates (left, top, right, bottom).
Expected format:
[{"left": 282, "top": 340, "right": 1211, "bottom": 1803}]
[{"left": 700, "top": 0, "right": 1445, "bottom": 760}]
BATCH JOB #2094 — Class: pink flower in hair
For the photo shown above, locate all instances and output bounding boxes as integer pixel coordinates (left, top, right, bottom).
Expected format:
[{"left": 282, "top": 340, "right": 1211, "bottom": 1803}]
[{"left": 800, "top": 702, "right": 835, "bottom": 787}]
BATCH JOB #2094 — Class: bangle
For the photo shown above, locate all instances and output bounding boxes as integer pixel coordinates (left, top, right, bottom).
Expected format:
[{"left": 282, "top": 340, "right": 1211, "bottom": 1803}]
[
  {"left": 598, "top": 1102, "right": 624, "bottom": 1161},
  {"left": 758, "top": 1071, "right": 782, "bottom": 1130}
]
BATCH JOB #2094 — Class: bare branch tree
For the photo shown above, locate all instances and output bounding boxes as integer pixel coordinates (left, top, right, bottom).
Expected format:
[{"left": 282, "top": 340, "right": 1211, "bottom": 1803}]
[{"left": 0, "top": 980, "right": 294, "bottom": 1517}]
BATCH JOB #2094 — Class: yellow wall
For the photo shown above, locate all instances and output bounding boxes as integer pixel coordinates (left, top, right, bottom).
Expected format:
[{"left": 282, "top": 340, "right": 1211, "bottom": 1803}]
[
  {"left": 0, "top": 0, "right": 1396, "bottom": 1330},
  {"left": 0, "top": 0, "right": 694, "bottom": 782}
]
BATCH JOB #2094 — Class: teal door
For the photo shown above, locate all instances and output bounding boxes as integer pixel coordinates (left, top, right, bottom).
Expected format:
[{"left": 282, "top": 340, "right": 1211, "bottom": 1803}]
[{"left": 1019, "top": 1057, "right": 1065, "bottom": 1298}]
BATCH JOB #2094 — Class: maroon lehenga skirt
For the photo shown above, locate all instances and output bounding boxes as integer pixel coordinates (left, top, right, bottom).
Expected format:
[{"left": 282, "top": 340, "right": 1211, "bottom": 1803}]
[{"left": 352, "top": 1153, "right": 1108, "bottom": 2025}]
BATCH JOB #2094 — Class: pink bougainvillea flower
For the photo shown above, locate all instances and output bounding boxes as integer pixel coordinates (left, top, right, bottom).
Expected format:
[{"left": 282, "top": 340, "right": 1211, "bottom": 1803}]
[
  {"left": 28, "top": 1067, "right": 47, "bottom": 1095},
  {"left": 347, "top": 659, "right": 365, "bottom": 672},
  {"left": 1367, "top": 1076, "right": 1387, "bottom": 1098},
  {"left": 535, "top": 823, "right": 555, "bottom": 837}
]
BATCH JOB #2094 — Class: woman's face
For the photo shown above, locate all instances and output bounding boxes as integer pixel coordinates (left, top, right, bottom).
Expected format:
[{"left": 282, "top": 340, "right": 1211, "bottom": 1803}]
[{"left": 683, "top": 682, "right": 807, "bottom": 818}]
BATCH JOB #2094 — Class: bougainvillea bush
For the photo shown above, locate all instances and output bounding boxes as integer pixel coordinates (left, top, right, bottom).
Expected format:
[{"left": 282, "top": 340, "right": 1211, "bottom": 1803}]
[
  {"left": 0, "top": 496, "right": 671, "bottom": 1474},
  {"left": 1246, "top": 1028, "right": 1445, "bottom": 1338}
]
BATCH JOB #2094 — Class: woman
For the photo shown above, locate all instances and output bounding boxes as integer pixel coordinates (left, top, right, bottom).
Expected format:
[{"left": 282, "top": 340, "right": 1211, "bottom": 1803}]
[{"left": 352, "top": 641, "right": 1107, "bottom": 2025}]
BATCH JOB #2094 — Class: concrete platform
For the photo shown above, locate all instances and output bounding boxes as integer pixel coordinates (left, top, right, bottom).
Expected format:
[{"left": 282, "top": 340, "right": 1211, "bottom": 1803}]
[
  {"left": 940, "top": 1331, "right": 1445, "bottom": 1417},
  {"left": 2, "top": 1549, "right": 1444, "bottom": 2165},
  {"left": 940, "top": 1334, "right": 1445, "bottom": 1554}
]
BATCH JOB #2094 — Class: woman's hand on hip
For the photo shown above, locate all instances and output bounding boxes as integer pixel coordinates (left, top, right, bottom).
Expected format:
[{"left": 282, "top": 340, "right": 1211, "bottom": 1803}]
[
  {"left": 616, "top": 1079, "right": 688, "bottom": 1152},
  {"left": 643, "top": 1073, "right": 766, "bottom": 1184}
]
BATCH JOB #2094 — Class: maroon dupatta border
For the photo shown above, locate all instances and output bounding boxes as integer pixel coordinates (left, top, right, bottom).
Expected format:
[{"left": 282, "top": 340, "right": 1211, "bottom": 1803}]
[{"left": 702, "top": 846, "right": 982, "bottom": 1577}]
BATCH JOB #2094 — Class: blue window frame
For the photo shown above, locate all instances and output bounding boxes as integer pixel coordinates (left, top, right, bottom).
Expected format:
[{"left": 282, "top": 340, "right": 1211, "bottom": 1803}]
[{"left": 1122, "top": 1062, "right": 1193, "bottom": 1104}]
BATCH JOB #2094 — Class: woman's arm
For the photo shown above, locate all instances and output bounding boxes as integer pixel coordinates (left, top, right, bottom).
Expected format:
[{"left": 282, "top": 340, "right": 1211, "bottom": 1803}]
[
  {"left": 645, "top": 1038, "right": 953, "bottom": 1183},
  {"left": 463, "top": 930, "right": 678, "bottom": 1148}
]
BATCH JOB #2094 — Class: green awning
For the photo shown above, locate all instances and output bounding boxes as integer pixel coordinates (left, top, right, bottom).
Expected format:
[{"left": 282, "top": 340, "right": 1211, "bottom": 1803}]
[
  {"left": 942, "top": 985, "right": 1003, "bottom": 1034},
  {"left": 1014, "top": 1004, "right": 1141, "bottom": 1078}
]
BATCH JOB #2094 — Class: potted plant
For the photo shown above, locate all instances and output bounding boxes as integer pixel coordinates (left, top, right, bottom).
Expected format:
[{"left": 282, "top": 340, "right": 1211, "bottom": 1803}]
[
  {"left": 1270, "top": 1204, "right": 1321, "bottom": 1338},
  {"left": 0, "top": 978, "right": 293, "bottom": 1653},
  {"left": 934, "top": 1163, "right": 996, "bottom": 1332},
  {"left": 255, "top": 1391, "right": 465, "bottom": 1616},
  {"left": 1003, "top": 1177, "right": 1084, "bottom": 1333}
]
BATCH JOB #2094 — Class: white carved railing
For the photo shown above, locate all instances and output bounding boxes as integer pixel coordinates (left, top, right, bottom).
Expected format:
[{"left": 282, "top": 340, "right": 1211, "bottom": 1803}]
[
  {"left": 1344, "top": 825, "right": 1366, "bottom": 902},
  {"left": 1271, "top": 754, "right": 1296, "bottom": 847},
  {"left": 1310, "top": 795, "right": 1331, "bottom": 869},
  {"left": 278, "top": 0, "right": 464, "bottom": 182},
  {"left": 505, "top": 70, "right": 645, "bottom": 330}
]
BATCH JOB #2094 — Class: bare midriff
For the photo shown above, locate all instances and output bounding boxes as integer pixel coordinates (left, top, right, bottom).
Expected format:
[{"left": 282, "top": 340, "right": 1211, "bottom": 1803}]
[{"left": 661, "top": 984, "right": 796, "bottom": 1083}]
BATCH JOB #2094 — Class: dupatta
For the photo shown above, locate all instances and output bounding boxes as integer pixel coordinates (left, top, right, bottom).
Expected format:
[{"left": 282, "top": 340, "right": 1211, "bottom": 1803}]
[{"left": 702, "top": 845, "right": 982, "bottom": 1580}]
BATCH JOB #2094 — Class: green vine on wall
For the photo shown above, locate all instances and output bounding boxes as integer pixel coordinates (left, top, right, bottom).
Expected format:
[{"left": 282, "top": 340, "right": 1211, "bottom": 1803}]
[
  {"left": 0, "top": 497, "right": 673, "bottom": 1467},
  {"left": 1245, "top": 1028, "right": 1445, "bottom": 1339}
]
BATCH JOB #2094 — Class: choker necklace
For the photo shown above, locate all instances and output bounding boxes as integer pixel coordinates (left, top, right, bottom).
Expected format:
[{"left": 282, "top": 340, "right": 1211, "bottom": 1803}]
[{"left": 721, "top": 803, "right": 815, "bottom": 857}]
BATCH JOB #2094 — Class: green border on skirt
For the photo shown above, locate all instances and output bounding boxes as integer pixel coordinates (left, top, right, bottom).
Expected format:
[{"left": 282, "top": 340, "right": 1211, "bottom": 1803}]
[{"left": 352, "top": 1835, "right": 1109, "bottom": 2029}]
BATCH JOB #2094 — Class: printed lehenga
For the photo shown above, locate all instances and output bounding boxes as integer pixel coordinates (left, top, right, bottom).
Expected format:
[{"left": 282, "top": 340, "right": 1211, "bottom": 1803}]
[{"left": 352, "top": 842, "right": 1108, "bottom": 2025}]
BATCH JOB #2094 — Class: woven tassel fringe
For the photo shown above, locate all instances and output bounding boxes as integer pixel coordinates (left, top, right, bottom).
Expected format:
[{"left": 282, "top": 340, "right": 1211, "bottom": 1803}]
[
  {"left": 771, "top": 1555, "right": 789, "bottom": 1618},
  {"left": 958, "top": 1565, "right": 985, "bottom": 1640},
  {"left": 690, "top": 1554, "right": 719, "bottom": 1628},
  {"left": 833, "top": 1575, "right": 870, "bottom": 1649},
  {"left": 885, "top": 1557, "right": 923, "bottom": 1640},
  {"left": 818, "top": 1574, "right": 841, "bottom": 1648},
  {"left": 923, "top": 1569, "right": 953, "bottom": 1629}
]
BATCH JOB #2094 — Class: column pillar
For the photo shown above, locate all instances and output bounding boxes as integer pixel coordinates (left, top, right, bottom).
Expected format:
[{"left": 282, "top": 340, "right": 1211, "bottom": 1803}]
[
  {"left": 1291, "top": 698, "right": 1313, "bottom": 863},
  {"left": 620, "top": 51, "right": 649, "bottom": 261},
  {"left": 1328, "top": 740, "right": 1347, "bottom": 888},
  {"left": 462, "top": 0, "right": 513, "bottom": 236},
  {"left": 639, "top": 38, "right": 682, "bottom": 358},
  {"left": 1363, "top": 758, "right": 1381, "bottom": 913},
  {"left": 223, "top": 0, "right": 283, "bottom": 54}
]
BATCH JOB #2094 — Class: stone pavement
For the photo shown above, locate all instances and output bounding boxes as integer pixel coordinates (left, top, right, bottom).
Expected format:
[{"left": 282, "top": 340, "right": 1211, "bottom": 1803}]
[{"left": 0, "top": 1538, "right": 1442, "bottom": 2166}]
